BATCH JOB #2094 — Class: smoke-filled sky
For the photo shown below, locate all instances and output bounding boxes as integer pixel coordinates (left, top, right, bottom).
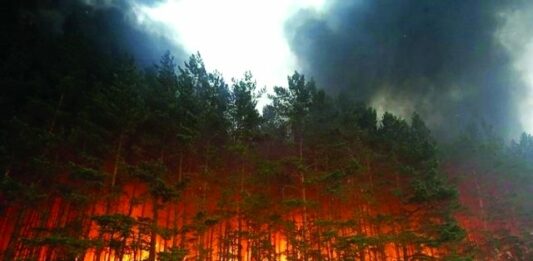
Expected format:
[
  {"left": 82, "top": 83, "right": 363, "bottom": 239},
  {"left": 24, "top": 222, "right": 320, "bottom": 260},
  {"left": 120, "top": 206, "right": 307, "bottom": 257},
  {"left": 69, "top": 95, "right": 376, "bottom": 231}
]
[
  {"left": 16, "top": 0, "right": 533, "bottom": 138},
  {"left": 283, "top": 0, "right": 533, "bottom": 139},
  {"left": 129, "top": 0, "right": 533, "bottom": 138}
]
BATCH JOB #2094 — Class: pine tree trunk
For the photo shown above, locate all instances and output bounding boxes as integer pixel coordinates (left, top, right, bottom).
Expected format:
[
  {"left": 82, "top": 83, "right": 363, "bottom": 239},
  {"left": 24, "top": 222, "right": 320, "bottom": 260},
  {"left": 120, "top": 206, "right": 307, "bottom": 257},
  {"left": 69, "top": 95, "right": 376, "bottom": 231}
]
[
  {"left": 402, "top": 244, "right": 409, "bottom": 261},
  {"left": 300, "top": 171, "right": 308, "bottom": 260},
  {"left": 179, "top": 154, "right": 186, "bottom": 249},
  {"left": 111, "top": 133, "right": 124, "bottom": 189},
  {"left": 4, "top": 207, "right": 26, "bottom": 261},
  {"left": 172, "top": 204, "right": 179, "bottom": 249},
  {"left": 473, "top": 171, "right": 487, "bottom": 230},
  {"left": 105, "top": 133, "right": 124, "bottom": 217},
  {"left": 297, "top": 136, "right": 308, "bottom": 260},
  {"left": 178, "top": 153, "right": 183, "bottom": 183},
  {"left": 148, "top": 199, "right": 159, "bottom": 261},
  {"left": 49, "top": 93, "right": 64, "bottom": 133},
  {"left": 237, "top": 161, "right": 245, "bottom": 261}
]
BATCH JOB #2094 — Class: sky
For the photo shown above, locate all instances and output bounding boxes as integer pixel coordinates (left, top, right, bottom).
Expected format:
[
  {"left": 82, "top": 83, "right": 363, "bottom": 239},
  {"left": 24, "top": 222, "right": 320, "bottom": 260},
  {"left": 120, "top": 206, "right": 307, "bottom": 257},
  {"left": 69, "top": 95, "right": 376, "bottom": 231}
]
[
  {"left": 131, "top": 0, "right": 533, "bottom": 139},
  {"left": 134, "top": 0, "right": 327, "bottom": 102},
  {"left": 497, "top": 6, "right": 533, "bottom": 137},
  {"left": 23, "top": 0, "right": 533, "bottom": 139},
  {"left": 283, "top": 0, "right": 533, "bottom": 139}
]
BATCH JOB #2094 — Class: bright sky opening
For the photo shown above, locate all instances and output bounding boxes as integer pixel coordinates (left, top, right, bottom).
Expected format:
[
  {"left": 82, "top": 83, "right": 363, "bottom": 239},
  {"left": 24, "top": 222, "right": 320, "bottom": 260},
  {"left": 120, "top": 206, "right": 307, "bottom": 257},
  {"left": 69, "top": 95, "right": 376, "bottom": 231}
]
[
  {"left": 136, "top": 0, "right": 325, "bottom": 93},
  {"left": 497, "top": 8, "right": 533, "bottom": 134}
]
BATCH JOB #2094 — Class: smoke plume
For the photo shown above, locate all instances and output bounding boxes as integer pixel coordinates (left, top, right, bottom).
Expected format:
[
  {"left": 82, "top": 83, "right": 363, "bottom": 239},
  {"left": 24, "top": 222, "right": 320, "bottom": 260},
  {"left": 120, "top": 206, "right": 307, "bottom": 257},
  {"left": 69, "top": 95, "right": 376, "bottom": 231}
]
[
  {"left": 286, "top": 0, "right": 533, "bottom": 139},
  {"left": 3, "top": 0, "right": 185, "bottom": 66}
]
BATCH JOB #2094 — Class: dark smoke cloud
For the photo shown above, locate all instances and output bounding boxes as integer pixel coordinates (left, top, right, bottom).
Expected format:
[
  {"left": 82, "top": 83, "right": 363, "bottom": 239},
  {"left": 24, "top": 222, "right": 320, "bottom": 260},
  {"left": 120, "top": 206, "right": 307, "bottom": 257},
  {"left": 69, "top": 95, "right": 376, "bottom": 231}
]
[
  {"left": 4, "top": 0, "right": 184, "bottom": 66},
  {"left": 74, "top": 0, "right": 186, "bottom": 65},
  {"left": 286, "top": 0, "right": 531, "bottom": 139}
]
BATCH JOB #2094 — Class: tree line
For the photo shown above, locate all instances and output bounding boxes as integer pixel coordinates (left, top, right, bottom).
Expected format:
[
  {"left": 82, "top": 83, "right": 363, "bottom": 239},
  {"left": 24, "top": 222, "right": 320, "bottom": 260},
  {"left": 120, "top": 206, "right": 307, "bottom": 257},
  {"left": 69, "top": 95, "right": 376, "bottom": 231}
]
[{"left": 1, "top": 7, "right": 532, "bottom": 260}]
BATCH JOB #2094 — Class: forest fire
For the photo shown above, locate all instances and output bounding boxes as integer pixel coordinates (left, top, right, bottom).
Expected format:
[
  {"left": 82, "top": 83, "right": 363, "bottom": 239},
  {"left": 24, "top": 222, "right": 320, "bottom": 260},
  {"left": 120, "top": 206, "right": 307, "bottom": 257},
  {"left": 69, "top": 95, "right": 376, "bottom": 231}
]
[
  {"left": 1, "top": 49, "right": 532, "bottom": 259},
  {"left": 0, "top": 176, "right": 453, "bottom": 260},
  {"left": 2, "top": 1, "right": 533, "bottom": 260},
  {"left": 1, "top": 54, "right": 532, "bottom": 259}
]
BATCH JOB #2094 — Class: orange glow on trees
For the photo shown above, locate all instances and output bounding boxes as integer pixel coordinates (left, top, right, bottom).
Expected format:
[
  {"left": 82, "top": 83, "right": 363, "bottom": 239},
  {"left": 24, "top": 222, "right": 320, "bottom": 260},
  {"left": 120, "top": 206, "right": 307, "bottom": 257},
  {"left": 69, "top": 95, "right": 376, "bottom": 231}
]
[{"left": 3, "top": 48, "right": 530, "bottom": 260}]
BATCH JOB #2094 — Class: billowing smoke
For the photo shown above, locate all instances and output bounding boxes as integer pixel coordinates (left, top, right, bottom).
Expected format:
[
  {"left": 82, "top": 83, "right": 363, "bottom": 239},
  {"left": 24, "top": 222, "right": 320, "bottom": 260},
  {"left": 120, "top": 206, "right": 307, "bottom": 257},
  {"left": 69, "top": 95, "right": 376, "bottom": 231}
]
[
  {"left": 3, "top": 0, "right": 185, "bottom": 65},
  {"left": 286, "top": 0, "right": 533, "bottom": 139},
  {"left": 6, "top": 0, "right": 533, "bottom": 139}
]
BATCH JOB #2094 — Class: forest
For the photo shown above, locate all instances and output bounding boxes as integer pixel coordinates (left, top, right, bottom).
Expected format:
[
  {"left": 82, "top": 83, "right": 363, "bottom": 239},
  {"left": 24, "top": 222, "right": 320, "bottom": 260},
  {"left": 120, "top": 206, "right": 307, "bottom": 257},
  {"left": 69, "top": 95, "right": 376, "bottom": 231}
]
[{"left": 1, "top": 1, "right": 533, "bottom": 261}]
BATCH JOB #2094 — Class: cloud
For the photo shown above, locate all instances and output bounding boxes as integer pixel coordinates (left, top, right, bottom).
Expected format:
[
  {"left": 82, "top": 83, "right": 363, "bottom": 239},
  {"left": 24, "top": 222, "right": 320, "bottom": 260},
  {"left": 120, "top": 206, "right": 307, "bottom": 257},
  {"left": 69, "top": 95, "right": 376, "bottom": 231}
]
[
  {"left": 286, "top": 0, "right": 532, "bottom": 139},
  {"left": 9, "top": 0, "right": 186, "bottom": 66},
  {"left": 496, "top": 3, "right": 533, "bottom": 136}
]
